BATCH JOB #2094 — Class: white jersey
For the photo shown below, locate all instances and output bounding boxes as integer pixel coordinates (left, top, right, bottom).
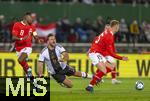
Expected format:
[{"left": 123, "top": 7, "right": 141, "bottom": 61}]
[{"left": 38, "top": 44, "right": 67, "bottom": 74}]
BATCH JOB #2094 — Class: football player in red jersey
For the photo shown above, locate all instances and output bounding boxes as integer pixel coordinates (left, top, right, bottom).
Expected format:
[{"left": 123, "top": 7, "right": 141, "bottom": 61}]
[
  {"left": 86, "top": 20, "right": 128, "bottom": 92},
  {"left": 104, "top": 25, "right": 122, "bottom": 84},
  {"left": 12, "top": 12, "right": 43, "bottom": 79}
]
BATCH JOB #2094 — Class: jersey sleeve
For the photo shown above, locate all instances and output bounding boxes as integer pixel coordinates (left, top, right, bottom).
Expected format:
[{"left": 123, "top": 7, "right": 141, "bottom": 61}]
[
  {"left": 57, "top": 44, "right": 66, "bottom": 53},
  {"left": 38, "top": 52, "right": 45, "bottom": 62},
  {"left": 12, "top": 23, "right": 19, "bottom": 36},
  {"left": 106, "top": 34, "right": 123, "bottom": 60}
]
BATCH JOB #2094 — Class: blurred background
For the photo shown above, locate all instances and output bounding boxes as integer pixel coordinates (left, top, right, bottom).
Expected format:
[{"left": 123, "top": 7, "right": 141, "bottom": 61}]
[
  {"left": 0, "top": 0, "right": 149, "bottom": 53},
  {"left": 0, "top": 1, "right": 149, "bottom": 100},
  {"left": 0, "top": 1, "right": 149, "bottom": 99}
]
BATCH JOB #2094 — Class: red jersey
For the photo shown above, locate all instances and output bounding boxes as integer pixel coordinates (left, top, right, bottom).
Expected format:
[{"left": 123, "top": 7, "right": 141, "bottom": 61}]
[
  {"left": 89, "top": 30, "right": 123, "bottom": 60},
  {"left": 12, "top": 21, "right": 36, "bottom": 51}
]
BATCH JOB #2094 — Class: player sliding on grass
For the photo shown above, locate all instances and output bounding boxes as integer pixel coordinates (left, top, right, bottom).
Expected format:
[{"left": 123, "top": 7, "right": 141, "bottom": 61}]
[
  {"left": 38, "top": 34, "right": 90, "bottom": 88},
  {"left": 86, "top": 20, "right": 128, "bottom": 92},
  {"left": 12, "top": 12, "right": 43, "bottom": 79}
]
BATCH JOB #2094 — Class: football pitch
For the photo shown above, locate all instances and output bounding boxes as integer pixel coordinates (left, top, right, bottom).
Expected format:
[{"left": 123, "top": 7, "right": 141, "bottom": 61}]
[{"left": 50, "top": 78, "right": 150, "bottom": 101}]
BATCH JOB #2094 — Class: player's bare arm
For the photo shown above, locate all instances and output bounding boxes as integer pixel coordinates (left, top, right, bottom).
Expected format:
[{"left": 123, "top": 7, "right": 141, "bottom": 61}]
[
  {"left": 37, "top": 61, "right": 44, "bottom": 77},
  {"left": 122, "top": 56, "right": 128, "bottom": 61},
  {"left": 107, "top": 44, "right": 128, "bottom": 61},
  {"left": 58, "top": 52, "right": 69, "bottom": 62},
  {"left": 32, "top": 32, "right": 44, "bottom": 44}
]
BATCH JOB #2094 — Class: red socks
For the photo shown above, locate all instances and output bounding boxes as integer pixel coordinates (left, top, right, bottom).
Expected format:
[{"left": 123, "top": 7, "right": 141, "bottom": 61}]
[
  {"left": 90, "top": 71, "right": 104, "bottom": 85},
  {"left": 111, "top": 67, "right": 116, "bottom": 79},
  {"left": 19, "top": 60, "right": 29, "bottom": 73},
  {"left": 90, "top": 67, "right": 112, "bottom": 86}
]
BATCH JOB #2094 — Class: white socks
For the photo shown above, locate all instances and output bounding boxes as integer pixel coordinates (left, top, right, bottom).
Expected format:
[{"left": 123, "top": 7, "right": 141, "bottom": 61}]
[
  {"left": 89, "top": 84, "right": 93, "bottom": 87},
  {"left": 81, "top": 72, "right": 87, "bottom": 77}
]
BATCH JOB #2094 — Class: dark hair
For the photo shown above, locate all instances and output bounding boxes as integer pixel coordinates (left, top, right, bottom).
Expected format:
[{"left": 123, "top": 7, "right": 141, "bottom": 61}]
[
  {"left": 23, "top": 12, "right": 32, "bottom": 20},
  {"left": 110, "top": 20, "right": 119, "bottom": 27},
  {"left": 24, "top": 12, "right": 32, "bottom": 16},
  {"left": 47, "top": 33, "right": 55, "bottom": 38}
]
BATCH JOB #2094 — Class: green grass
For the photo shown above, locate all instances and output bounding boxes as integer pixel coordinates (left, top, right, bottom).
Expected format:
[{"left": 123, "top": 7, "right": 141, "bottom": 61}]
[{"left": 50, "top": 78, "right": 150, "bottom": 101}]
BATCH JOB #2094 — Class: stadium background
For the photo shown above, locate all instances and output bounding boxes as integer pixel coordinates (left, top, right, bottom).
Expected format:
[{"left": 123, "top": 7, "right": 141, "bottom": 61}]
[{"left": 0, "top": 0, "right": 150, "bottom": 101}]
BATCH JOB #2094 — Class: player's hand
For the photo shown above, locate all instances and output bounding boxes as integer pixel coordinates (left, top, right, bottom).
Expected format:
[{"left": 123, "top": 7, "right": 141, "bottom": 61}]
[
  {"left": 38, "top": 39, "right": 44, "bottom": 44},
  {"left": 58, "top": 58, "right": 64, "bottom": 62},
  {"left": 122, "top": 56, "right": 128, "bottom": 61}
]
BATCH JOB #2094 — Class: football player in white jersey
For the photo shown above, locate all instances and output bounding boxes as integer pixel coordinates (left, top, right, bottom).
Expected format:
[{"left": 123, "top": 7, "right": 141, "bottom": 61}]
[{"left": 37, "top": 34, "right": 90, "bottom": 88}]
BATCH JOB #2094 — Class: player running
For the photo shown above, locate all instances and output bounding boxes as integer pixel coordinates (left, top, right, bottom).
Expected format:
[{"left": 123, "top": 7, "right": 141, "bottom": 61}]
[
  {"left": 104, "top": 24, "right": 122, "bottom": 84},
  {"left": 85, "top": 20, "right": 128, "bottom": 92},
  {"left": 12, "top": 12, "right": 43, "bottom": 79},
  {"left": 38, "top": 34, "right": 90, "bottom": 88}
]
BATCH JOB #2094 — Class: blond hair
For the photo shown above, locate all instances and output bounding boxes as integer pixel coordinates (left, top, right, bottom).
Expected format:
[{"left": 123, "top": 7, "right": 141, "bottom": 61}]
[{"left": 110, "top": 20, "right": 119, "bottom": 27}]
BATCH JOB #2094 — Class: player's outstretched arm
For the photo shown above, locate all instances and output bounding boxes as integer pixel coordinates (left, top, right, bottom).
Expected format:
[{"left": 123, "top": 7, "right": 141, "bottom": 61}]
[
  {"left": 107, "top": 44, "right": 122, "bottom": 59},
  {"left": 122, "top": 56, "right": 128, "bottom": 61},
  {"left": 107, "top": 45, "right": 128, "bottom": 61},
  {"left": 37, "top": 61, "right": 44, "bottom": 77},
  {"left": 32, "top": 32, "right": 44, "bottom": 44},
  {"left": 106, "top": 34, "right": 127, "bottom": 60}
]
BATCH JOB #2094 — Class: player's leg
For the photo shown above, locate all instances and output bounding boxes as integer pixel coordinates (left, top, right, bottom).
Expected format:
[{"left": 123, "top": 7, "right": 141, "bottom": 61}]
[
  {"left": 62, "top": 65, "right": 90, "bottom": 78},
  {"left": 105, "top": 56, "right": 121, "bottom": 84},
  {"left": 85, "top": 63, "right": 108, "bottom": 93},
  {"left": 62, "top": 78, "right": 73, "bottom": 88},
  {"left": 111, "top": 67, "right": 116, "bottom": 80},
  {"left": 51, "top": 73, "right": 73, "bottom": 88},
  {"left": 73, "top": 71, "right": 88, "bottom": 78},
  {"left": 90, "top": 56, "right": 117, "bottom": 85},
  {"left": 88, "top": 62, "right": 113, "bottom": 86},
  {"left": 89, "top": 53, "right": 108, "bottom": 73},
  {"left": 85, "top": 62, "right": 114, "bottom": 92},
  {"left": 86, "top": 53, "right": 110, "bottom": 92},
  {"left": 89, "top": 53, "right": 112, "bottom": 84},
  {"left": 18, "top": 52, "right": 29, "bottom": 73},
  {"left": 111, "top": 68, "right": 121, "bottom": 84},
  {"left": 17, "top": 47, "right": 39, "bottom": 90},
  {"left": 17, "top": 47, "right": 32, "bottom": 77}
]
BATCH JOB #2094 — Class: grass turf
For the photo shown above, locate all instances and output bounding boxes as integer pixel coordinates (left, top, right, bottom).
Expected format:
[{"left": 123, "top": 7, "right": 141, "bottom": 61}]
[{"left": 50, "top": 78, "right": 150, "bottom": 101}]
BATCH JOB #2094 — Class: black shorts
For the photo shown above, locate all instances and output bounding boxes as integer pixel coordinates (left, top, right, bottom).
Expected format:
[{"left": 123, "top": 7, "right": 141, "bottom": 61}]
[{"left": 51, "top": 65, "right": 75, "bottom": 83}]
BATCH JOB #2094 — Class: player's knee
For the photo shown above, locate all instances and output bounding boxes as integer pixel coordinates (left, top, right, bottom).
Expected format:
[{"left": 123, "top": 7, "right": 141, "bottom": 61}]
[
  {"left": 102, "top": 70, "right": 107, "bottom": 74},
  {"left": 113, "top": 63, "right": 117, "bottom": 68},
  {"left": 64, "top": 82, "right": 73, "bottom": 88},
  {"left": 98, "top": 68, "right": 107, "bottom": 74},
  {"left": 97, "top": 62, "right": 107, "bottom": 74},
  {"left": 67, "top": 83, "right": 73, "bottom": 88},
  {"left": 110, "top": 64, "right": 116, "bottom": 70}
]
